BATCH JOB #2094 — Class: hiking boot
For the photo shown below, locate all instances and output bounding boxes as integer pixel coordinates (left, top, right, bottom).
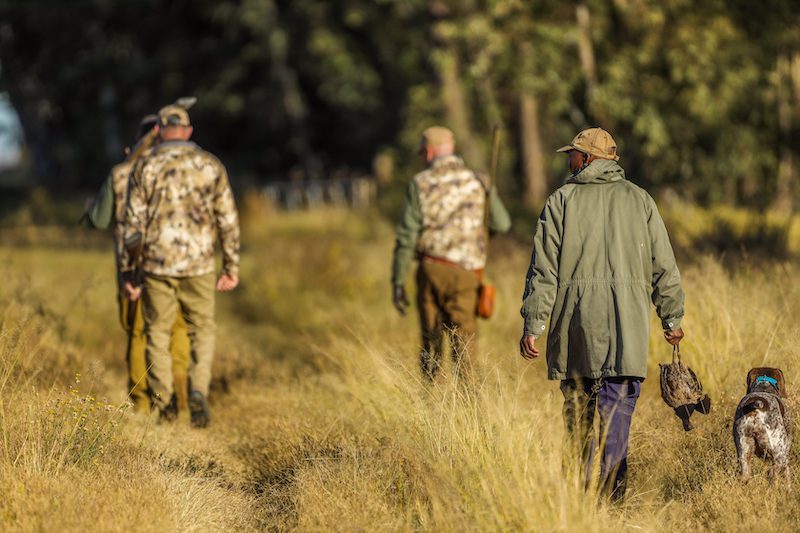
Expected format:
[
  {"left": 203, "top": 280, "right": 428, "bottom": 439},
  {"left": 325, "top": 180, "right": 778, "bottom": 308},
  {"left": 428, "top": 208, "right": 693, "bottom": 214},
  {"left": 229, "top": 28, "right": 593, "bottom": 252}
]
[
  {"left": 189, "top": 390, "right": 210, "bottom": 428},
  {"left": 159, "top": 394, "right": 178, "bottom": 423}
]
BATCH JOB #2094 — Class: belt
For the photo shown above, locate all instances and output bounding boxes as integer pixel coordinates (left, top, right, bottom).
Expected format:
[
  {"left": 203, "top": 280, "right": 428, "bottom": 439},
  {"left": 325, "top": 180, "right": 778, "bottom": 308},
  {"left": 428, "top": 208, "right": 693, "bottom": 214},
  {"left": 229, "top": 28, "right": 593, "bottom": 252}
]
[{"left": 421, "top": 254, "right": 484, "bottom": 279}]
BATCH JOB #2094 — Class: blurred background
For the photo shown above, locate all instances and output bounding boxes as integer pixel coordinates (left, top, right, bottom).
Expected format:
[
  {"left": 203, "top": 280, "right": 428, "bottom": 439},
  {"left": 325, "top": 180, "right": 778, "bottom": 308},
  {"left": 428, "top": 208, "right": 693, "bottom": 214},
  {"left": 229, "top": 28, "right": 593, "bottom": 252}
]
[{"left": 0, "top": 0, "right": 799, "bottom": 221}]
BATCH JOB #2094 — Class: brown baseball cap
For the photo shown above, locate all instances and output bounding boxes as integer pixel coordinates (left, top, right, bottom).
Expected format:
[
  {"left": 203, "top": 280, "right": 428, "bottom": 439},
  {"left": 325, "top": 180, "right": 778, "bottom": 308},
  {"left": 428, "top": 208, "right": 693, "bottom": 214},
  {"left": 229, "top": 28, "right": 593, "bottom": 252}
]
[
  {"left": 556, "top": 127, "right": 619, "bottom": 161},
  {"left": 158, "top": 104, "right": 191, "bottom": 127},
  {"left": 420, "top": 126, "right": 455, "bottom": 148}
]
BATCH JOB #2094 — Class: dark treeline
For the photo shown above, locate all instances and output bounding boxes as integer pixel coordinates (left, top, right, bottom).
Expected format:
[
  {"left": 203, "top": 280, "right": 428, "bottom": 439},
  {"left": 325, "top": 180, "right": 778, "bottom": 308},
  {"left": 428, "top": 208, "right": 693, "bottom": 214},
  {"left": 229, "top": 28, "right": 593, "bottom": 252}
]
[{"left": 0, "top": 0, "right": 798, "bottom": 210}]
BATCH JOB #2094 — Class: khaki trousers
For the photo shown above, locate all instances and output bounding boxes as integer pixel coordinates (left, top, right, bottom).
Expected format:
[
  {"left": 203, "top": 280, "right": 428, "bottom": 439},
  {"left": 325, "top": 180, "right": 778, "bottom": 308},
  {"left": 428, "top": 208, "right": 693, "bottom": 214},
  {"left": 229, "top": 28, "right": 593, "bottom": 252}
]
[
  {"left": 416, "top": 259, "right": 480, "bottom": 381},
  {"left": 118, "top": 295, "right": 190, "bottom": 412},
  {"left": 142, "top": 273, "right": 216, "bottom": 409}
]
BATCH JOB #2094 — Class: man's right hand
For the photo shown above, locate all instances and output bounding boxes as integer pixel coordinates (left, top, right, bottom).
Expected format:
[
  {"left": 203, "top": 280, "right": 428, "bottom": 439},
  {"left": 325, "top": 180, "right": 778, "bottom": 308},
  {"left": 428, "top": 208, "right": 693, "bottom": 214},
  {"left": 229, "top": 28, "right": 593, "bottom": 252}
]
[
  {"left": 664, "top": 327, "right": 684, "bottom": 346},
  {"left": 393, "top": 285, "right": 409, "bottom": 316},
  {"left": 520, "top": 334, "right": 540, "bottom": 360},
  {"left": 123, "top": 281, "right": 142, "bottom": 302},
  {"left": 217, "top": 273, "right": 239, "bottom": 292}
]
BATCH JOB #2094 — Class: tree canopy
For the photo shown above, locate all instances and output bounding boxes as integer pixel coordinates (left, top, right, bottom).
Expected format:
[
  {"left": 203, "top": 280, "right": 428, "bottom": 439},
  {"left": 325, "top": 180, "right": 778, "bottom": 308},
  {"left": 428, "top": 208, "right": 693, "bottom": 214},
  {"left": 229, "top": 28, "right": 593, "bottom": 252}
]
[{"left": 0, "top": 0, "right": 798, "bottom": 209}]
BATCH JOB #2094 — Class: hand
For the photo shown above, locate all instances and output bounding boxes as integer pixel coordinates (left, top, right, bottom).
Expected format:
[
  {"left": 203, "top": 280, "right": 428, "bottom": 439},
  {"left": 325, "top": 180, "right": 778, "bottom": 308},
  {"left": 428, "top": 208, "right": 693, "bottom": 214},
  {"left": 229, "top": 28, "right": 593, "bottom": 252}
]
[
  {"left": 393, "top": 285, "right": 409, "bottom": 315},
  {"left": 664, "top": 327, "right": 684, "bottom": 346},
  {"left": 123, "top": 281, "right": 142, "bottom": 301},
  {"left": 520, "top": 334, "right": 540, "bottom": 360},
  {"left": 216, "top": 273, "right": 239, "bottom": 292}
]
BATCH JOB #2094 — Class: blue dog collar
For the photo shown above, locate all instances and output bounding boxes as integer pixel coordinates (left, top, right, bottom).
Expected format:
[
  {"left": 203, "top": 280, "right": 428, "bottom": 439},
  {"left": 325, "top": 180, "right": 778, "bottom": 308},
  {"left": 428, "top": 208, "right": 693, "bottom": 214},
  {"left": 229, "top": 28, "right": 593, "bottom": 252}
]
[{"left": 755, "top": 375, "right": 779, "bottom": 389}]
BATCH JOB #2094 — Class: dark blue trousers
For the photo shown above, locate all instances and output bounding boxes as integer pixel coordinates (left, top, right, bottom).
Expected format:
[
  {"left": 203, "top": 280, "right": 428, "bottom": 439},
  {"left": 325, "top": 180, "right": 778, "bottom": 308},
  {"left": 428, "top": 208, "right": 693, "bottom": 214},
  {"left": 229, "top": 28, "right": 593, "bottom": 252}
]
[{"left": 560, "top": 376, "right": 642, "bottom": 500}]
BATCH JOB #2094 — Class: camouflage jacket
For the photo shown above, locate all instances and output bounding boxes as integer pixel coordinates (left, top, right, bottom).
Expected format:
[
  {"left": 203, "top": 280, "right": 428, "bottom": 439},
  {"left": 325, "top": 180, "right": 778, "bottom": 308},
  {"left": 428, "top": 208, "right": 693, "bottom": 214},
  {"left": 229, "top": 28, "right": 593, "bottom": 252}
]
[
  {"left": 111, "top": 160, "right": 135, "bottom": 268},
  {"left": 83, "top": 160, "right": 136, "bottom": 289},
  {"left": 121, "top": 141, "right": 240, "bottom": 278},
  {"left": 392, "top": 155, "right": 511, "bottom": 286}
]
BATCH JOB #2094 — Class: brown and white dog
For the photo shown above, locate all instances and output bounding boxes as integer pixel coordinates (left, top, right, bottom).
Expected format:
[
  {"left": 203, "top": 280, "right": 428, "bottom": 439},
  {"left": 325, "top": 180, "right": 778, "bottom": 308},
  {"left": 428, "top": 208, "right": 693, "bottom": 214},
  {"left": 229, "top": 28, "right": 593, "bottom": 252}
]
[{"left": 733, "top": 367, "right": 791, "bottom": 481}]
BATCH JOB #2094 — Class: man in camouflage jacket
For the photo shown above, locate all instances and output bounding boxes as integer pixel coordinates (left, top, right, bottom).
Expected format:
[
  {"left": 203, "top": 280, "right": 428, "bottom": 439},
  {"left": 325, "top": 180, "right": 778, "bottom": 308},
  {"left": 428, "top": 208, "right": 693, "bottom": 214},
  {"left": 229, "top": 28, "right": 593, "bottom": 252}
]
[
  {"left": 84, "top": 115, "right": 190, "bottom": 414},
  {"left": 121, "top": 103, "right": 240, "bottom": 428},
  {"left": 392, "top": 126, "right": 511, "bottom": 381}
]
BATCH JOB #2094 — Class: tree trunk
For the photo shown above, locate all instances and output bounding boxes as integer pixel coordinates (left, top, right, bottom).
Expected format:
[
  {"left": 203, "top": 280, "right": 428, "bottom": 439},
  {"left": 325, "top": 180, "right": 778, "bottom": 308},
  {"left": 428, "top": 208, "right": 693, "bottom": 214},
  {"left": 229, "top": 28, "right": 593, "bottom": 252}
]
[
  {"left": 428, "top": 2, "right": 485, "bottom": 170},
  {"left": 576, "top": 4, "right": 598, "bottom": 110},
  {"left": 773, "top": 53, "right": 796, "bottom": 214},
  {"left": 431, "top": 45, "right": 486, "bottom": 170},
  {"left": 267, "top": 0, "right": 322, "bottom": 180},
  {"left": 519, "top": 92, "right": 547, "bottom": 209}
]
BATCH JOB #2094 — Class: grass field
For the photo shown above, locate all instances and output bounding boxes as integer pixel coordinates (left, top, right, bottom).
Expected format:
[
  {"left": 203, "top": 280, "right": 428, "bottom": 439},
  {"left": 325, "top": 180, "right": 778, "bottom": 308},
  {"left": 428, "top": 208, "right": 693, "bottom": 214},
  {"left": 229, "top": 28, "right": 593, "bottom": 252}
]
[{"left": 2, "top": 205, "right": 800, "bottom": 532}]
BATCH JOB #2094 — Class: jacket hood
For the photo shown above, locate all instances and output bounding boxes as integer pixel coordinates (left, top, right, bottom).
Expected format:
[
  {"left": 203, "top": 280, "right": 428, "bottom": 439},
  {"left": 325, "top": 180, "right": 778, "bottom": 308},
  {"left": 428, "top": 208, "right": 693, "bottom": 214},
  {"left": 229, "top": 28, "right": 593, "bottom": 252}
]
[{"left": 566, "top": 159, "right": 626, "bottom": 184}]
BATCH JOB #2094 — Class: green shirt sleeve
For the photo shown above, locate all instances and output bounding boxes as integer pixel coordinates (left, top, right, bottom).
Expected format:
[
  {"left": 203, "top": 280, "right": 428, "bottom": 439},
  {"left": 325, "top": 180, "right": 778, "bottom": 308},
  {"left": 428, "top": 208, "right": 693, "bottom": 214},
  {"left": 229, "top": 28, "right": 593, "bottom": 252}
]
[
  {"left": 646, "top": 194, "right": 685, "bottom": 330},
  {"left": 391, "top": 179, "right": 422, "bottom": 287},
  {"left": 488, "top": 185, "right": 511, "bottom": 234},
  {"left": 85, "top": 174, "right": 115, "bottom": 229},
  {"left": 520, "top": 192, "right": 564, "bottom": 337}
]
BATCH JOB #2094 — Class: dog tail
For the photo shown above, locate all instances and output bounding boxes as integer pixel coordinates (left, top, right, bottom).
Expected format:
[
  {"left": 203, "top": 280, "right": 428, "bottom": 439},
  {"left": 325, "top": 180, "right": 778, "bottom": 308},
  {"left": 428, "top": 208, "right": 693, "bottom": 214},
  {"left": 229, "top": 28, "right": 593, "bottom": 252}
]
[{"left": 741, "top": 398, "right": 767, "bottom": 416}]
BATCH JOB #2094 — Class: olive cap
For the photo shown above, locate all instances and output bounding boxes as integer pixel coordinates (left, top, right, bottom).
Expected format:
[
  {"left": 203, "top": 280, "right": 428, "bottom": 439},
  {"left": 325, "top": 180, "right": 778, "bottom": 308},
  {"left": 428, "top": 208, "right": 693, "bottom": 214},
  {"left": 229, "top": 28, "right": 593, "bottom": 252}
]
[
  {"left": 556, "top": 127, "right": 619, "bottom": 161},
  {"left": 420, "top": 126, "right": 455, "bottom": 148}
]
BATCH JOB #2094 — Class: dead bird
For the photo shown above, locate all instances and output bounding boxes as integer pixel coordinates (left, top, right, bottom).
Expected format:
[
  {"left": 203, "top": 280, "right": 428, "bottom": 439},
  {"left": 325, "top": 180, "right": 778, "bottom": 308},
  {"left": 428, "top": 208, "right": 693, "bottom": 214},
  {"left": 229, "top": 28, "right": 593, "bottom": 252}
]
[
  {"left": 659, "top": 346, "right": 711, "bottom": 431},
  {"left": 733, "top": 367, "right": 791, "bottom": 482}
]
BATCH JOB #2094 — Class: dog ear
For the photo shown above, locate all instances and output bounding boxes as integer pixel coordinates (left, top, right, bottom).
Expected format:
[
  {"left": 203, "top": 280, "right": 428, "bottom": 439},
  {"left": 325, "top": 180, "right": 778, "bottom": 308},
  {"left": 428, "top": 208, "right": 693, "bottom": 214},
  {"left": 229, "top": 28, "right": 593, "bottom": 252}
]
[
  {"left": 746, "top": 368, "right": 759, "bottom": 391},
  {"left": 775, "top": 369, "right": 787, "bottom": 398}
]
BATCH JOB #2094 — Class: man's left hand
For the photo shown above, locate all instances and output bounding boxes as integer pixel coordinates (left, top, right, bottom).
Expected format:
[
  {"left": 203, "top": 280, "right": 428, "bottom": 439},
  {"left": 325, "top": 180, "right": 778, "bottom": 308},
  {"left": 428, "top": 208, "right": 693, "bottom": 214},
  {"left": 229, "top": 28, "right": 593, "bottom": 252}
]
[
  {"left": 664, "top": 327, "right": 684, "bottom": 345},
  {"left": 393, "top": 285, "right": 409, "bottom": 316},
  {"left": 520, "top": 334, "right": 540, "bottom": 360},
  {"left": 217, "top": 273, "right": 239, "bottom": 292}
]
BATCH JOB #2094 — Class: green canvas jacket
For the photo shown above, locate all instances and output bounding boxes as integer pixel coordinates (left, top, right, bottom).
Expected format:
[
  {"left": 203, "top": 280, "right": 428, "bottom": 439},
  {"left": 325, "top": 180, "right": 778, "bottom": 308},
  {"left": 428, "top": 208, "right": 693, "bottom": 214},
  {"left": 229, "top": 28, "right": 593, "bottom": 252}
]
[
  {"left": 521, "top": 159, "right": 684, "bottom": 380},
  {"left": 85, "top": 173, "right": 115, "bottom": 229}
]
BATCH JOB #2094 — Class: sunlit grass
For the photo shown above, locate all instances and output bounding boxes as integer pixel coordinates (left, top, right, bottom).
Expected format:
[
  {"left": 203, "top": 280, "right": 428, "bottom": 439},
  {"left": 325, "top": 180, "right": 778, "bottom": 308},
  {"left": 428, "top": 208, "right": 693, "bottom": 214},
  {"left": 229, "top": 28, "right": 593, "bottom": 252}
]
[{"left": 1, "top": 204, "right": 800, "bottom": 531}]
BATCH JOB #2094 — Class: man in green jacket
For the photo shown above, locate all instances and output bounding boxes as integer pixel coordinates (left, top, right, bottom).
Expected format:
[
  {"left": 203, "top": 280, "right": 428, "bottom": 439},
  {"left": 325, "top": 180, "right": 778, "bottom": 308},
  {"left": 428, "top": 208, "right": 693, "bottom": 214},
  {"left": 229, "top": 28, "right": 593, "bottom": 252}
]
[
  {"left": 84, "top": 115, "right": 191, "bottom": 414},
  {"left": 519, "top": 127, "right": 685, "bottom": 501},
  {"left": 393, "top": 126, "right": 511, "bottom": 381}
]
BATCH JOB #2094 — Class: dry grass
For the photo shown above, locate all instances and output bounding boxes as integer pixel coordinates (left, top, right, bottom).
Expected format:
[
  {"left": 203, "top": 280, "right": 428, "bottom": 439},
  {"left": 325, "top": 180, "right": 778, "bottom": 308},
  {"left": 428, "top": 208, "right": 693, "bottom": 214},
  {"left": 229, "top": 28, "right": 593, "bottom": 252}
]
[{"left": 2, "top": 205, "right": 800, "bottom": 531}]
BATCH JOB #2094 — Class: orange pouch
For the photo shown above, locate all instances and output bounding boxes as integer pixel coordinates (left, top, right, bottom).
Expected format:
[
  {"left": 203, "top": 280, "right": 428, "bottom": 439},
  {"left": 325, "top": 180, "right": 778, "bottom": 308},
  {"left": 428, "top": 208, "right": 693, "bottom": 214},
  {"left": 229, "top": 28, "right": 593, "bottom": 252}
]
[{"left": 476, "top": 283, "right": 495, "bottom": 319}]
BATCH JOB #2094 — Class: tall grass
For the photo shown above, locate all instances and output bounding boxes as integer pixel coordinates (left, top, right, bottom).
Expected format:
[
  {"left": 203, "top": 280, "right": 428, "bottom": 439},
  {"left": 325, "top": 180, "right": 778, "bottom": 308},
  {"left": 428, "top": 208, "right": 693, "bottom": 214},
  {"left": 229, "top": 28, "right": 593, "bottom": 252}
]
[{"left": 2, "top": 205, "right": 800, "bottom": 531}]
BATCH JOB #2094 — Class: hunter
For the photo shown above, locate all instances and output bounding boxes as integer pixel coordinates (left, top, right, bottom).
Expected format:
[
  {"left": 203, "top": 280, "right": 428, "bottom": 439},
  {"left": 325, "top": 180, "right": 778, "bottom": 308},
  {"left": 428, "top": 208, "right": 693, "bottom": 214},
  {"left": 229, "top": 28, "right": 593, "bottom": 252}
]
[
  {"left": 519, "top": 127, "right": 685, "bottom": 501},
  {"left": 121, "top": 103, "right": 240, "bottom": 428},
  {"left": 392, "top": 126, "right": 511, "bottom": 381}
]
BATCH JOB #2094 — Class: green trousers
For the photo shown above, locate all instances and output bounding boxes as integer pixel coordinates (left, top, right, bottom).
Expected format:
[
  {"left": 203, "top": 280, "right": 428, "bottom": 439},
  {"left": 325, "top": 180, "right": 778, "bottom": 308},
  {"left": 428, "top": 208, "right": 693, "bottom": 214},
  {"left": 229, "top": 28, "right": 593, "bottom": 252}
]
[
  {"left": 142, "top": 273, "right": 216, "bottom": 410},
  {"left": 416, "top": 259, "right": 480, "bottom": 381},
  {"left": 119, "top": 295, "right": 191, "bottom": 412}
]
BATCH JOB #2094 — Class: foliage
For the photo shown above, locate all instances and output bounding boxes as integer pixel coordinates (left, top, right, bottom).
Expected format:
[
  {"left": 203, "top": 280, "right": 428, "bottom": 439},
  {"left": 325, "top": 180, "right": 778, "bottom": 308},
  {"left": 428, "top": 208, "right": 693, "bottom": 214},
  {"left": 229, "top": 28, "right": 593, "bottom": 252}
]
[{"left": 0, "top": 0, "right": 798, "bottom": 209}]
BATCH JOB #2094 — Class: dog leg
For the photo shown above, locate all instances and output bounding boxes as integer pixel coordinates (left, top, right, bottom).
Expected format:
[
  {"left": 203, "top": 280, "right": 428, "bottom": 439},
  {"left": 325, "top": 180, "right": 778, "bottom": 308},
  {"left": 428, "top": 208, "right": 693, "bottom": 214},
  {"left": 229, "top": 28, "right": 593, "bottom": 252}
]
[
  {"left": 737, "top": 438, "right": 753, "bottom": 482},
  {"left": 772, "top": 454, "right": 791, "bottom": 487}
]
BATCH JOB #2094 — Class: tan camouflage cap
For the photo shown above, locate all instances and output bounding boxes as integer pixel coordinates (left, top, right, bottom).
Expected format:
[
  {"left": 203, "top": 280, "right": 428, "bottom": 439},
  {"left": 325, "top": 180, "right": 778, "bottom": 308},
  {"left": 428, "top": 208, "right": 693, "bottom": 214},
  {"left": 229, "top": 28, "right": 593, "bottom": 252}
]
[
  {"left": 420, "top": 126, "right": 455, "bottom": 148},
  {"left": 158, "top": 104, "right": 191, "bottom": 127},
  {"left": 556, "top": 127, "right": 619, "bottom": 161}
]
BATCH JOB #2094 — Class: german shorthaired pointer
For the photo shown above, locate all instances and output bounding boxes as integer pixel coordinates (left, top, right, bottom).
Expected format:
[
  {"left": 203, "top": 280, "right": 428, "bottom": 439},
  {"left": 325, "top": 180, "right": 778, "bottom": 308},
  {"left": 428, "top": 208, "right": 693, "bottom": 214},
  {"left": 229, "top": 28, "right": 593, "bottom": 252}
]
[{"left": 733, "top": 367, "right": 791, "bottom": 482}]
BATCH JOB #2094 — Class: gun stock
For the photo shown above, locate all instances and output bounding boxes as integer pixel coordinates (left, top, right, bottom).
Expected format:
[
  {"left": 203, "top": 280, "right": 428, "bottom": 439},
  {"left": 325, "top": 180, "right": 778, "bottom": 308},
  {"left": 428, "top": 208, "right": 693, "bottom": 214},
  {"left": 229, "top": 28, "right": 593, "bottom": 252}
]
[{"left": 125, "top": 128, "right": 159, "bottom": 164}]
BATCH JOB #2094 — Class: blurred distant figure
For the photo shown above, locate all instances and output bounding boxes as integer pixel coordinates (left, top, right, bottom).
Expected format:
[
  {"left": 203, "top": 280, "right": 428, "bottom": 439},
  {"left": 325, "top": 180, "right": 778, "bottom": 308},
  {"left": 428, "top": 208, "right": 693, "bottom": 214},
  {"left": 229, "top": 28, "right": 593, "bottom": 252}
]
[
  {"left": 120, "top": 103, "right": 240, "bottom": 428},
  {"left": 519, "top": 127, "right": 685, "bottom": 501},
  {"left": 83, "top": 114, "right": 190, "bottom": 414},
  {"left": 392, "top": 126, "right": 511, "bottom": 382}
]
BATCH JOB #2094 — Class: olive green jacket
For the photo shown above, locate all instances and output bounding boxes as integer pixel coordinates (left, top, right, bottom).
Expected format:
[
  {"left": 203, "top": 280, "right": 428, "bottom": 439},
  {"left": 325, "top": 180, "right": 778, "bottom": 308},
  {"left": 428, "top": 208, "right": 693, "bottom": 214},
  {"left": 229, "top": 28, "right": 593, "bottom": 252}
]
[
  {"left": 521, "top": 159, "right": 684, "bottom": 380},
  {"left": 85, "top": 173, "right": 115, "bottom": 229}
]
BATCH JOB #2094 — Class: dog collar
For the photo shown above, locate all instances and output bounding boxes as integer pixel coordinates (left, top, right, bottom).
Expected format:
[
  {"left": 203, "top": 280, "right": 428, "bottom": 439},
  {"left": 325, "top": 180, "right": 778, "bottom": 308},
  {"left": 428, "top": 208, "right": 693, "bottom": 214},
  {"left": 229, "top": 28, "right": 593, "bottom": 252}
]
[{"left": 755, "top": 375, "right": 779, "bottom": 389}]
